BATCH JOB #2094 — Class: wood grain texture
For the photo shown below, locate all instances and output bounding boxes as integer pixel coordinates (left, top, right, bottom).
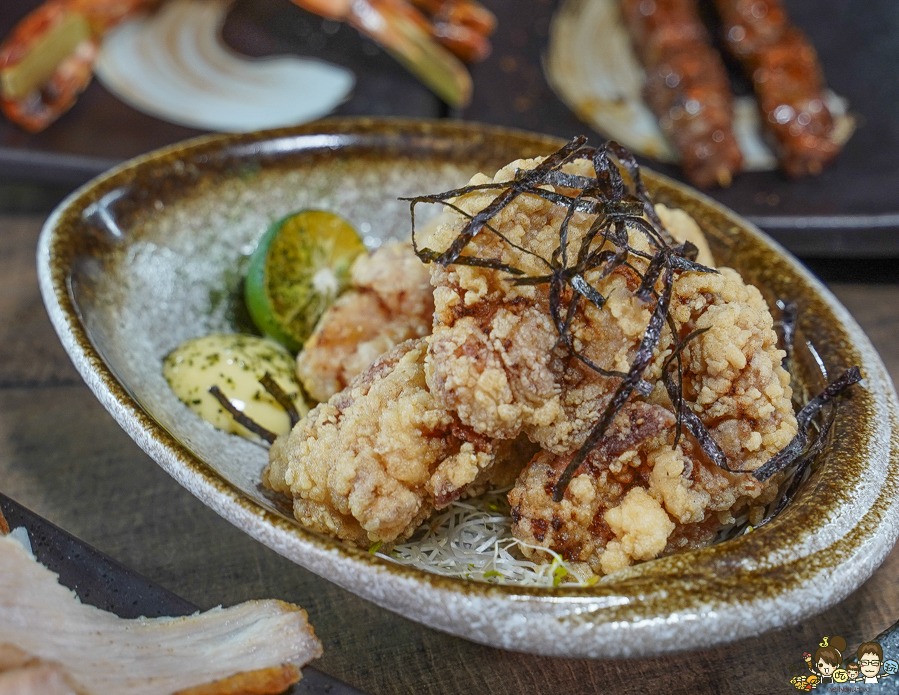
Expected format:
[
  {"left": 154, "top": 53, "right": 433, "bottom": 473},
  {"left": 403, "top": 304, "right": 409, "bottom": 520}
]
[{"left": 1, "top": 214, "right": 897, "bottom": 694}]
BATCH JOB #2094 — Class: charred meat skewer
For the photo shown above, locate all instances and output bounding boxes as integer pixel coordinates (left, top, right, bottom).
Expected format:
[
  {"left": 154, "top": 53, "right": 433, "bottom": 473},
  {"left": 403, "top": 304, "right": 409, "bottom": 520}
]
[
  {"left": 620, "top": 0, "right": 743, "bottom": 188},
  {"left": 712, "top": 0, "right": 840, "bottom": 177}
]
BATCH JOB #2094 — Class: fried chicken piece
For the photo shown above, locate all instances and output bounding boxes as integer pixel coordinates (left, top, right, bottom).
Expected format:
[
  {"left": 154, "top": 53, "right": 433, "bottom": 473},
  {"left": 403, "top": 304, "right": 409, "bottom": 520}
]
[
  {"left": 267, "top": 338, "right": 518, "bottom": 547},
  {"left": 509, "top": 267, "right": 796, "bottom": 575},
  {"left": 296, "top": 242, "right": 435, "bottom": 402},
  {"left": 620, "top": 0, "right": 744, "bottom": 188},
  {"left": 427, "top": 158, "right": 720, "bottom": 453},
  {"left": 510, "top": 401, "right": 782, "bottom": 575},
  {"left": 428, "top": 160, "right": 606, "bottom": 447},
  {"left": 426, "top": 159, "right": 796, "bottom": 574},
  {"left": 511, "top": 401, "right": 675, "bottom": 570},
  {"left": 658, "top": 267, "right": 797, "bottom": 470}
]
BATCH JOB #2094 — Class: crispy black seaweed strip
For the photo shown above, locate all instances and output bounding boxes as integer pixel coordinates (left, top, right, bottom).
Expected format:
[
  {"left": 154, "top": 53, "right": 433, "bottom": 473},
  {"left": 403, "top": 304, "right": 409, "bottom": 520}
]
[
  {"left": 208, "top": 385, "right": 278, "bottom": 444},
  {"left": 411, "top": 198, "right": 547, "bottom": 270},
  {"left": 668, "top": 254, "right": 715, "bottom": 275},
  {"left": 662, "top": 363, "right": 862, "bottom": 482},
  {"left": 554, "top": 144, "right": 643, "bottom": 218},
  {"left": 549, "top": 226, "right": 638, "bottom": 371},
  {"left": 585, "top": 247, "right": 629, "bottom": 283},
  {"left": 636, "top": 251, "right": 667, "bottom": 302},
  {"left": 638, "top": 243, "right": 717, "bottom": 301},
  {"left": 577, "top": 216, "right": 612, "bottom": 263},
  {"left": 551, "top": 262, "right": 675, "bottom": 502},
  {"left": 545, "top": 290, "right": 644, "bottom": 385},
  {"left": 528, "top": 188, "right": 622, "bottom": 215},
  {"left": 543, "top": 255, "right": 636, "bottom": 382},
  {"left": 755, "top": 408, "right": 836, "bottom": 529},
  {"left": 570, "top": 275, "right": 607, "bottom": 308},
  {"left": 428, "top": 136, "right": 586, "bottom": 266},
  {"left": 591, "top": 144, "right": 626, "bottom": 200},
  {"left": 547, "top": 258, "right": 569, "bottom": 338},
  {"left": 604, "top": 141, "right": 676, "bottom": 246},
  {"left": 615, "top": 214, "right": 667, "bottom": 249},
  {"left": 662, "top": 369, "right": 731, "bottom": 471},
  {"left": 671, "top": 348, "right": 685, "bottom": 447},
  {"left": 525, "top": 186, "right": 650, "bottom": 220},
  {"left": 259, "top": 373, "right": 301, "bottom": 428},
  {"left": 545, "top": 254, "right": 626, "bottom": 381},
  {"left": 775, "top": 299, "right": 798, "bottom": 373},
  {"left": 547, "top": 193, "right": 591, "bottom": 341},
  {"left": 678, "top": 239, "right": 700, "bottom": 262},
  {"left": 546, "top": 277, "right": 641, "bottom": 383},
  {"left": 422, "top": 253, "right": 527, "bottom": 275},
  {"left": 507, "top": 275, "right": 556, "bottom": 286},
  {"left": 579, "top": 219, "right": 615, "bottom": 268},
  {"left": 661, "top": 365, "right": 862, "bottom": 480},
  {"left": 752, "top": 366, "right": 862, "bottom": 482},
  {"left": 540, "top": 170, "right": 615, "bottom": 193},
  {"left": 661, "top": 326, "right": 711, "bottom": 448},
  {"left": 552, "top": 188, "right": 584, "bottom": 270},
  {"left": 507, "top": 248, "right": 623, "bottom": 288}
]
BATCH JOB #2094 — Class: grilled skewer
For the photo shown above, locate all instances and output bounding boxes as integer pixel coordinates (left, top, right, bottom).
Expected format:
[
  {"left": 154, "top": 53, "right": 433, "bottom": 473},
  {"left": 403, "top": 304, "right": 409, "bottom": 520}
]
[
  {"left": 713, "top": 0, "right": 840, "bottom": 177},
  {"left": 620, "top": 0, "right": 743, "bottom": 188},
  {"left": 0, "top": 0, "right": 496, "bottom": 132}
]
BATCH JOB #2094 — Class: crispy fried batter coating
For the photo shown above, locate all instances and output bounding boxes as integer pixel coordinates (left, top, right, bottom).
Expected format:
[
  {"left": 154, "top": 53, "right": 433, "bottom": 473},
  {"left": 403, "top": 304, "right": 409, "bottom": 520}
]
[
  {"left": 426, "top": 158, "right": 716, "bottom": 452},
  {"left": 426, "top": 159, "right": 796, "bottom": 574},
  {"left": 269, "top": 156, "right": 795, "bottom": 577},
  {"left": 509, "top": 262, "right": 796, "bottom": 575},
  {"left": 656, "top": 267, "right": 797, "bottom": 470},
  {"left": 510, "top": 401, "right": 783, "bottom": 575},
  {"left": 296, "top": 243, "right": 434, "bottom": 402},
  {"left": 266, "top": 339, "right": 511, "bottom": 547}
]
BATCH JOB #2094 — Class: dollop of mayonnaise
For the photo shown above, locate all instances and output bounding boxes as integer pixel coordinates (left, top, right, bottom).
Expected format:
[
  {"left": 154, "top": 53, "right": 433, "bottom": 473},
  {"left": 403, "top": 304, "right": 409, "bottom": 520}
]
[{"left": 163, "top": 334, "right": 307, "bottom": 441}]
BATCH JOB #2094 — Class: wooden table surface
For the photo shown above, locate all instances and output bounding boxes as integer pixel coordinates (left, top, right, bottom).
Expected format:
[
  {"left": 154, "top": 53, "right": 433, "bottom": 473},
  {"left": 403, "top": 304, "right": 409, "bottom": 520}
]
[{"left": 1, "top": 212, "right": 897, "bottom": 694}]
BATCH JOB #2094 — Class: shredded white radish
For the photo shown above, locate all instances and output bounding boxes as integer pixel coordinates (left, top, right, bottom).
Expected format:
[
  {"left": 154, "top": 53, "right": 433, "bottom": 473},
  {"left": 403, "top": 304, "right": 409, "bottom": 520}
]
[
  {"left": 376, "top": 480, "right": 787, "bottom": 585},
  {"left": 376, "top": 488, "right": 598, "bottom": 587}
]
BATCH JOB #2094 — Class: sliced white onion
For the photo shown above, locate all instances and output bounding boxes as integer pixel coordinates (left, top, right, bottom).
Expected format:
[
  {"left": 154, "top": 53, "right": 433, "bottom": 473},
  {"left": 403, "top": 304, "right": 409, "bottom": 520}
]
[
  {"left": 546, "top": 0, "right": 853, "bottom": 172},
  {"left": 95, "top": 0, "right": 354, "bottom": 132}
]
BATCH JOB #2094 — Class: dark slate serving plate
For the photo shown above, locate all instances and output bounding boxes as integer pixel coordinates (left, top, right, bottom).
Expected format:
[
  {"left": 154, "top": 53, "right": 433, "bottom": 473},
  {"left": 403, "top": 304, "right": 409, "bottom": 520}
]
[
  {"left": 0, "top": 0, "right": 444, "bottom": 186},
  {"left": 1, "top": 0, "right": 898, "bottom": 256},
  {"left": 0, "top": 493, "right": 365, "bottom": 695},
  {"left": 700, "top": 0, "right": 899, "bottom": 258},
  {"left": 473, "top": 0, "right": 899, "bottom": 257}
]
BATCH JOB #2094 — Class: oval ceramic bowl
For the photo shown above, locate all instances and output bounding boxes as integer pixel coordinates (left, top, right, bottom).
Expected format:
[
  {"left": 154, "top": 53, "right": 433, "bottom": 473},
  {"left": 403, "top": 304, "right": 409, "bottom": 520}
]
[{"left": 38, "top": 119, "right": 899, "bottom": 658}]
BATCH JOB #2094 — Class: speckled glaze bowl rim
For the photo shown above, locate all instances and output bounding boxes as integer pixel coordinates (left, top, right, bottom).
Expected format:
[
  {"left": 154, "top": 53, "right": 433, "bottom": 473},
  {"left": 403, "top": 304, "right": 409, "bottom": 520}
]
[{"left": 37, "top": 118, "right": 899, "bottom": 658}]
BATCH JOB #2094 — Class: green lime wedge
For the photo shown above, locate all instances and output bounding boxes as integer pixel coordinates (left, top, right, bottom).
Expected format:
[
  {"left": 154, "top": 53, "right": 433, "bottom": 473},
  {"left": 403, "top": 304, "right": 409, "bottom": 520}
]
[{"left": 245, "top": 210, "right": 366, "bottom": 352}]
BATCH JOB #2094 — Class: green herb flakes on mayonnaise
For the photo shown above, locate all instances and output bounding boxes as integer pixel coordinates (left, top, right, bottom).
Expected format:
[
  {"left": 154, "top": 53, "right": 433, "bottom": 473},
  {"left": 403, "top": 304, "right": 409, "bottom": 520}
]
[{"left": 163, "top": 334, "right": 307, "bottom": 441}]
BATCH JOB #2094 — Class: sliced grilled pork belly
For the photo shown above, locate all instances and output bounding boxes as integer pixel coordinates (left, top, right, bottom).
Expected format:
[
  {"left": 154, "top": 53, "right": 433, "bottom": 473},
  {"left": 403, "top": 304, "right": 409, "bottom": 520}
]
[{"left": 0, "top": 517, "right": 321, "bottom": 695}]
